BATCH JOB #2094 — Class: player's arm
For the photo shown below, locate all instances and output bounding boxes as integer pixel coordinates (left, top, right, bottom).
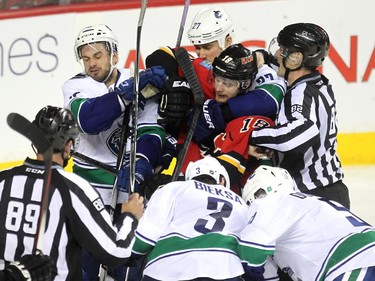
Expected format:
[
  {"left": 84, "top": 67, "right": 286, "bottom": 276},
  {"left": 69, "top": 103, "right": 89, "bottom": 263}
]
[
  {"left": 64, "top": 67, "right": 166, "bottom": 134},
  {"left": 213, "top": 116, "right": 275, "bottom": 185},
  {"left": 225, "top": 85, "right": 283, "bottom": 120},
  {"left": 69, "top": 91, "right": 124, "bottom": 133},
  {"left": 132, "top": 182, "right": 179, "bottom": 256},
  {"left": 117, "top": 123, "right": 166, "bottom": 193},
  {"left": 191, "top": 85, "right": 281, "bottom": 144}
]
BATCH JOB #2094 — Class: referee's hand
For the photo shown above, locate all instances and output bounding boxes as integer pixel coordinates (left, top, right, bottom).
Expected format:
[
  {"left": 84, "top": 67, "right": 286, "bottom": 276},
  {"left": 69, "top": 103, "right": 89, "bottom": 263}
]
[{"left": 121, "top": 193, "right": 144, "bottom": 220}]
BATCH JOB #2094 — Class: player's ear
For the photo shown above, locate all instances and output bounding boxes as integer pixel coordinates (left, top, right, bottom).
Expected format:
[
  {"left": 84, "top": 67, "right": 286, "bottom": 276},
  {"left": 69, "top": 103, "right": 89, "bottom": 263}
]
[
  {"left": 287, "top": 52, "right": 303, "bottom": 68},
  {"left": 112, "top": 51, "right": 119, "bottom": 64},
  {"left": 219, "top": 175, "right": 226, "bottom": 187},
  {"left": 224, "top": 35, "right": 233, "bottom": 49},
  {"left": 64, "top": 140, "right": 73, "bottom": 155}
]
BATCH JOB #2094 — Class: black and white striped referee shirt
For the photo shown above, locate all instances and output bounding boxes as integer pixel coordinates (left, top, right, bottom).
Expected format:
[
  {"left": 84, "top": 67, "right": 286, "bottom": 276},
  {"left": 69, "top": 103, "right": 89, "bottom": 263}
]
[
  {"left": 0, "top": 158, "right": 137, "bottom": 280},
  {"left": 250, "top": 71, "right": 344, "bottom": 191}
]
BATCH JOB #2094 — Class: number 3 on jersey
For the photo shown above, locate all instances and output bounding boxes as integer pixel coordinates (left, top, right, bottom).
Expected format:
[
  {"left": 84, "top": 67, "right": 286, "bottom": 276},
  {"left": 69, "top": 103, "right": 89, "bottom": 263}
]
[{"left": 194, "top": 197, "right": 233, "bottom": 234}]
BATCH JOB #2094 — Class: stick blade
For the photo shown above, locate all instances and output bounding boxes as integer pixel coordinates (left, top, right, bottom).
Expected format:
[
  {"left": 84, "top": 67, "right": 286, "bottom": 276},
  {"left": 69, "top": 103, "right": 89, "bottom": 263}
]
[
  {"left": 175, "top": 47, "right": 204, "bottom": 105},
  {"left": 7, "top": 113, "right": 51, "bottom": 154}
]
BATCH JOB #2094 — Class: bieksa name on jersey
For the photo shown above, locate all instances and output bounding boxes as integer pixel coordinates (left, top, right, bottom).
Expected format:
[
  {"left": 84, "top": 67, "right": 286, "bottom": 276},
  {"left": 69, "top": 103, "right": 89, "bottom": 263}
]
[{"left": 194, "top": 181, "right": 243, "bottom": 204}]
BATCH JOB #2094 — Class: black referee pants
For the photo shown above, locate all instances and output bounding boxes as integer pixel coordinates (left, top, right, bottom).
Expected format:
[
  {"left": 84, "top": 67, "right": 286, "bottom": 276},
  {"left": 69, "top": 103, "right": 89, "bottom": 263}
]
[{"left": 304, "top": 180, "right": 350, "bottom": 209}]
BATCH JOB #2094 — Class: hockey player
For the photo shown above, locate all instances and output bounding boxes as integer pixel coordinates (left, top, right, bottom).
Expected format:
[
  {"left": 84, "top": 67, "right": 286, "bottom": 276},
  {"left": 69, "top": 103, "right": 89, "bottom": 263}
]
[
  {"left": 62, "top": 24, "right": 165, "bottom": 280},
  {"left": 0, "top": 106, "right": 144, "bottom": 280},
  {"left": 132, "top": 157, "right": 250, "bottom": 281},
  {"left": 186, "top": 44, "right": 281, "bottom": 194},
  {"left": 145, "top": 44, "right": 284, "bottom": 191},
  {"left": 238, "top": 165, "right": 375, "bottom": 280},
  {"left": 187, "top": 7, "right": 235, "bottom": 99},
  {"left": 143, "top": 7, "right": 238, "bottom": 175},
  {"left": 248, "top": 23, "right": 350, "bottom": 209}
]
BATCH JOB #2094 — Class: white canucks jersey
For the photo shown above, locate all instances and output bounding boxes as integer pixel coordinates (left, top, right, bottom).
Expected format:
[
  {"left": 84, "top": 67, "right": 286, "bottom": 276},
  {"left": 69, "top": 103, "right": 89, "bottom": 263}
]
[
  {"left": 238, "top": 192, "right": 375, "bottom": 281},
  {"left": 250, "top": 64, "right": 286, "bottom": 116},
  {"left": 62, "top": 68, "right": 160, "bottom": 204},
  {"left": 133, "top": 180, "right": 250, "bottom": 280},
  {"left": 252, "top": 64, "right": 285, "bottom": 89}
]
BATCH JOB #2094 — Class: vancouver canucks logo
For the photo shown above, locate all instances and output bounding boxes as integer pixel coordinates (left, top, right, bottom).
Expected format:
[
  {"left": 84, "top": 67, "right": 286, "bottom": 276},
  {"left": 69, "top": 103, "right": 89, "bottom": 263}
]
[
  {"left": 107, "top": 127, "right": 122, "bottom": 156},
  {"left": 214, "top": 10, "right": 223, "bottom": 19}
]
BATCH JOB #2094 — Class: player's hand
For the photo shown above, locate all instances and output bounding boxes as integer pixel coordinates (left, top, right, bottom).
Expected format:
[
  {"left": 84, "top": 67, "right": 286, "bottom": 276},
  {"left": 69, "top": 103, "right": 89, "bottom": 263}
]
[
  {"left": 158, "top": 78, "right": 192, "bottom": 129},
  {"left": 248, "top": 145, "right": 273, "bottom": 160},
  {"left": 139, "top": 172, "right": 172, "bottom": 201},
  {"left": 5, "top": 250, "right": 55, "bottom": 281},
  {"left": 115, "top": 66, "right": 166, "bottom": 109},
  {"left": 117, "top": 158, "right": 153, "bottom": 193},
  {"left": 191, "top": 99, "right": 226, "bottom": 142},
  {"left": 253, "top": 49, "right": 279, "bottom": 68},
  {"left": 139, "top": 66, "right": 167, "bottom": 90},
  {"left": 122, "top": 193, "right": 144, "bottom": 220}
]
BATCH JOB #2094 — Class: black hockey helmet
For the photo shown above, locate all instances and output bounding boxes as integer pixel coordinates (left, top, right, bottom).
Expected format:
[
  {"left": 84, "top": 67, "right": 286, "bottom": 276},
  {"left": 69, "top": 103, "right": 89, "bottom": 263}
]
[
  {"left": 277, "top": 23, "right": 330, "bottom": 68},
  {"left": 33, "top": 106, "right": 79, "bottom": 153},
  {"left": 212, "top": 43, "right": 257, "bottom": 91}
]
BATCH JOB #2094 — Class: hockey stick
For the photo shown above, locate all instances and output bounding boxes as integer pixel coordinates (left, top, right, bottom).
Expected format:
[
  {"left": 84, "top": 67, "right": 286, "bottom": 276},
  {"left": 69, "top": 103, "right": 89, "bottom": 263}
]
[
  {"left": 6, "top": 113, "right": 53, "bottom": 252},
  {"left": 71, "top": 150, "right": 117, "bottom": 175},
  {"left": 98, "top": 105, "right": 131, "bottom": 281},
  {"left": 171, "top": 47, "right": 205, "bottom": 181},
  {"left": 175, "top": 0, "right": 190, "bottom": 47},
  {"left": 130, "top": 0, "right": 148, "bottom": 194}
]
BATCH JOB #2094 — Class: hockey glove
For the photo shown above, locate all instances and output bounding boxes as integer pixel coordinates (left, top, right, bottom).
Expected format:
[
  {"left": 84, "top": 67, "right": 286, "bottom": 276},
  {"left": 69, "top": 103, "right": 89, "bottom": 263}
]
[
  {"left": 115, "top": 66, "right": 166, "bottom": 109},
  {"left": 158, "top": 78, "right": 192, "bottom": 129},
  {"left": 139, "top": 172, "right": 172, "bottom": 201},
  {"left": 254, "top": 49, "right": 279, "bottom": 67},
  {"left": 5, "top": 250, "right": 55, "bottom": 281},
  {"left": 191, "top": 99, "right": 226, "bottom": 143},
  {"left": 117, "top": 157, "right": 153, "bottom": 193}
]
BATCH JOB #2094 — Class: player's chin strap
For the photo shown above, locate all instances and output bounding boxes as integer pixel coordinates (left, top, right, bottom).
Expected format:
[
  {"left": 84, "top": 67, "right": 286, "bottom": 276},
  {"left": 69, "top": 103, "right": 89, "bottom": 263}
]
[{"left": 101, "top": 54, "right": 118, "bottom": 84}]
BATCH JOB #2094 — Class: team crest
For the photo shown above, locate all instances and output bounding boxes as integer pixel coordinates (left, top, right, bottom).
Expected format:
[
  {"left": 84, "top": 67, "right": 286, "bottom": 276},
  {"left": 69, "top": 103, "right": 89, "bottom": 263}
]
[
  {"left": 214, "top": 10, "right": 223, "bottom": 19},
  {"left": 241, "top": 56, "right": 253, "bottom": 65},
  {"left": 107, "top": 127, "right": 122, "bottom": 156}
]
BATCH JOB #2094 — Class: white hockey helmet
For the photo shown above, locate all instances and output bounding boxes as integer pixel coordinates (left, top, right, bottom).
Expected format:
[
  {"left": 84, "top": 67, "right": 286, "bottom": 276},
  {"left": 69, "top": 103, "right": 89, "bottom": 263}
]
[
  {"left": 242, "top": 165, "right": 295, "bottom": 205},
  {"left": 187, "top": 7, "right": 234, "bottom": 49},
  {"left": 185, "top": 156, "right": 230, "bottom": 188},
  {"left": 74, "top": 24, "right": 119, "bottom": 61}
]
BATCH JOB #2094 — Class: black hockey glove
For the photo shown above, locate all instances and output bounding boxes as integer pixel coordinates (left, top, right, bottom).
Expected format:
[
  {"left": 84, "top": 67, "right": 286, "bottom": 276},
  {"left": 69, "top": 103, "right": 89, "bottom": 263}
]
[
  {"left": 5, "top": 250, "right": 55, "bottom": 281},
  {"left": 139, "top": 172, "right": 172, "bottom": 201},
  {"left": 158, "top": 78, "right": 192, "bottom": 129},
  {"left": 254, "top": 49, "right": 279, "bottom": 67}
]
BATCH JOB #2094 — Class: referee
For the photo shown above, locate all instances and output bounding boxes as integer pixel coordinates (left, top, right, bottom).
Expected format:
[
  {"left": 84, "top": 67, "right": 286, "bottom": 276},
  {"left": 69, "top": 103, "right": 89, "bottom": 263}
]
[
  {"left": 0, "top": 106, "right": 144, "bottom": 280},
  {"left": 249, "top": 23, "right": 350, "bottom": 209}
]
